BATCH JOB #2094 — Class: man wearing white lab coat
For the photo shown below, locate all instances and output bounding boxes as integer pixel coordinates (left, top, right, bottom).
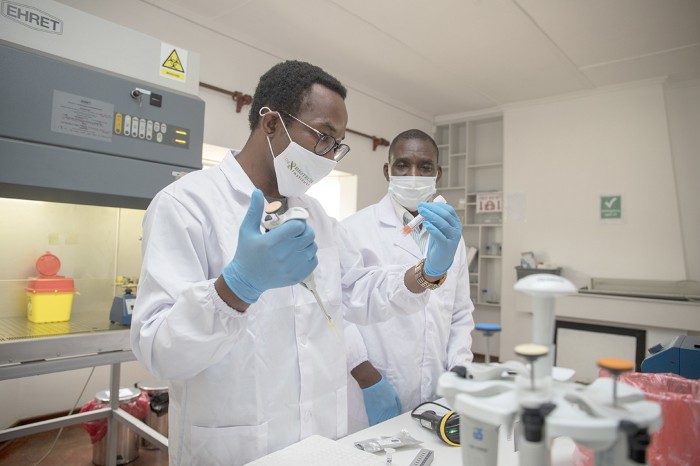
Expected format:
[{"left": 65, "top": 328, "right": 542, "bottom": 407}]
[
  {"left": 131, "top": 62, "right": 464, "bottom": 465},
  {"left": 344, "top": 129, "right": 475, "bottom": 432}
]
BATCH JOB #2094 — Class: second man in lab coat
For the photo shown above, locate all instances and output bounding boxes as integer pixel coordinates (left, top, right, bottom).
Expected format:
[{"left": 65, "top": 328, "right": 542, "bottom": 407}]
[{"left": 344, "top": 129, "right": 475, "bottom": 432}]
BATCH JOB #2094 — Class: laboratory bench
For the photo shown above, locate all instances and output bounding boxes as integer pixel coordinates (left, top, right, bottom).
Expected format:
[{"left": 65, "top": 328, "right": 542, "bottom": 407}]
[
  {"left": 1, "top": 313, "right": 577, "bottom": 466},
  {"left": 337, "top": 402, "right": 576, "bottom": 466},
  {"left": 0, "top": 312, "right": 167, "bottom": 466},
  {"left": 250, "top": 399, "right": 576, "bottom": 465}
]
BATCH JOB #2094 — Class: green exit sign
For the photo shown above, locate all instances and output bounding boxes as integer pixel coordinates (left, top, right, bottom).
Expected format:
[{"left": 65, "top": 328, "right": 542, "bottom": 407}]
[{"left": 600, "top": 195, "right": 622, "bottom": 220}]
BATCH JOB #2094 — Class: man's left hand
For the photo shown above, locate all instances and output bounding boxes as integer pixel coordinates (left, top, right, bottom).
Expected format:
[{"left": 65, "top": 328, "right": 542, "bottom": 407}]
[
  {"left": 420, "top": 201, "right": 462, "bottom": 277},
  {"left": 362, "top": 376, "right": 402, "bottom": 426}
]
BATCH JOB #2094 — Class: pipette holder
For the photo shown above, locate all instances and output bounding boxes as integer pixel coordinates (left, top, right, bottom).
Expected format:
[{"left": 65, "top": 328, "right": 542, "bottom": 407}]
[
  {"left": 439, "top": 368, "right": 661, "bottom": 466},
  {"left": 437, "top": 274, "right": 662, "bottom": 466}
]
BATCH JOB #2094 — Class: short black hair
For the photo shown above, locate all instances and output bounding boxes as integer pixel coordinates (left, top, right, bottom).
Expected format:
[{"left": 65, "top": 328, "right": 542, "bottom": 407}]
[
  {"left": 248, "top": 60, "right": 347, "bottom": 130},
  {"left": 388, "top": 129, "right": 440, "bottom": 163}
]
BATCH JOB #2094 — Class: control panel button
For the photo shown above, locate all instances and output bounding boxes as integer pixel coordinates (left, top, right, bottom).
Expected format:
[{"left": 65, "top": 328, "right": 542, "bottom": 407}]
[
  {"left": 123, "top": 115, "right": 131, "bottom": 136},
  {"left": 114, "top": 113, "right": 123, "bottom": 135}
]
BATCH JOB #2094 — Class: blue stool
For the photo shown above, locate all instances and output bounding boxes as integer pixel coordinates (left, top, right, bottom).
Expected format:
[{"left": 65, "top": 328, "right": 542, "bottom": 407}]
[{"left": 475, "top": 323, "right": 502, "bottom": 364}]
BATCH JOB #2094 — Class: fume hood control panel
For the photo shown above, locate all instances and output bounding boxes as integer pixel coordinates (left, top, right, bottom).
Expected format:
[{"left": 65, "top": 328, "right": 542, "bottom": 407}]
[
  {"left": 0, "top": 41, "right": 205, "bottom": 208},
  {"left": 1, "top": 42, "right": 203, "bottom": 167}
]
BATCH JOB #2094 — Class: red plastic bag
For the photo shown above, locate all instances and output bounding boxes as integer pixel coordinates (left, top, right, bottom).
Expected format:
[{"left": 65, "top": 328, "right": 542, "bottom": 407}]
[
  {"left": 79, "top": 392, "right": 150, "bottom": 444},
  {"left": 573, "top": 372, "right": 700, "bottom": 466}
]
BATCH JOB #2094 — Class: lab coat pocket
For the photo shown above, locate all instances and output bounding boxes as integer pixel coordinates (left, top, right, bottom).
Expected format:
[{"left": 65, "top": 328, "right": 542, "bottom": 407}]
[
  {"left": 190, "top": 422, "right": 268, "bottom": 465},
  {"left": 336, "top": 385, "right": 348, "bottom": 438}
]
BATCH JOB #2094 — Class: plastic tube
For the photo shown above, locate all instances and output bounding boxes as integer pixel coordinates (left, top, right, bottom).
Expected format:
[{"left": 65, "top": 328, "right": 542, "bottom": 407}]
[{"left": 402, "top": 195, "right": 447, "bottom": 235}]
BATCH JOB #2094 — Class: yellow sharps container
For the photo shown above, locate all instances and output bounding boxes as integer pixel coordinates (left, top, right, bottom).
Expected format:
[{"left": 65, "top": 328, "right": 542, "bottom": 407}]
[{"left": 25, "top": 251, "right": 77, "bottom": 323}]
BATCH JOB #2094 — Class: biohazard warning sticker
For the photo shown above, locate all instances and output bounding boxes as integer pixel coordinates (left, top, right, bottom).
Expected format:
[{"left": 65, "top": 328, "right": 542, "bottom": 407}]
[{"left": 160, "top": 43, "right": 188, "bottom": 82}]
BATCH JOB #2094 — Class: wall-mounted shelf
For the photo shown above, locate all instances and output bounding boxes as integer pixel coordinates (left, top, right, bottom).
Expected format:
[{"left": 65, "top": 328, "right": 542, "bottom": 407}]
[{"left": 435, "top": 117, "right": 503, "bottom": 308}]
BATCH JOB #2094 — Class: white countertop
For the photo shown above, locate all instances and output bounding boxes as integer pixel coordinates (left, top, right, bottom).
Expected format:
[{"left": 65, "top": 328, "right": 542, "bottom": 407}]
[
  {"left": 248, "top": 399, "right": 579, "bottom": 466},
  {"left": 337, "top": 403, "right": 577, "bottom": 466}
]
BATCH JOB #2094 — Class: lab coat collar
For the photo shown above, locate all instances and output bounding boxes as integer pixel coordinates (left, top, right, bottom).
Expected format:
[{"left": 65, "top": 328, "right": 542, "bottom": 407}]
[
  {"left": 219, "top": 150, "right": 258, "bottom": 198},
  {"left": 219, "top": 150, "right": 311, "bottom": 211},
  {"left": 376, "top": 194, "right": 422, "bottom": 260}
]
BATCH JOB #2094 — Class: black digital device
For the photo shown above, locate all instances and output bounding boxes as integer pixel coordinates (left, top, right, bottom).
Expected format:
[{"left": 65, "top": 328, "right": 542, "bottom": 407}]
[{"left": 411, "top": 401, "right": 460, "bottom": 446}]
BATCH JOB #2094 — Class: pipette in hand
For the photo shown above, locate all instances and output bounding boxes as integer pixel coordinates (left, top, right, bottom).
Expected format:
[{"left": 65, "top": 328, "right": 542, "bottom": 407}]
[
  {"left": 402, "top": 195, "right": 447, "bottom": 235},
  {"left": 262, "top": 201, "right": 338, "bottom": 336},
  {"left": 300, "top": 275, "right": 338, "bottom": 337}
]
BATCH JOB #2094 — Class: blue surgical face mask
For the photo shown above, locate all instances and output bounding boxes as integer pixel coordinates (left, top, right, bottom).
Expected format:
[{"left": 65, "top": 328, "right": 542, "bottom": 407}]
[{"left": 388, "top": 175, "right": 437, "bottom": 211}]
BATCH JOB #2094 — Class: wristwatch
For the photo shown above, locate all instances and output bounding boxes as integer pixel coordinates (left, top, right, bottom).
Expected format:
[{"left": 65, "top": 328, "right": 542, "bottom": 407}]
[{"left": 414, "top": 259, "right": 447, "bottom": 290}]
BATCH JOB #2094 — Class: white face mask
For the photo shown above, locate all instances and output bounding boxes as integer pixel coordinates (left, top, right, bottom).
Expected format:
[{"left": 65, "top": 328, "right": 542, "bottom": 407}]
[
  {"left": 388, "top": 175, "right": 437, "bottom": 211},
  {"left": 262, "top": 107, "right": 337, "bottom": 197}
]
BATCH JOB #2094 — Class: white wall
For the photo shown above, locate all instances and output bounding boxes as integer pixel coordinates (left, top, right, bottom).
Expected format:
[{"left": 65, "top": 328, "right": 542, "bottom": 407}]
[
  {"left": 499, "top": 81, "right": 689, "bottom": 362},
  {"left": 665, "top": 80, "right": 700, "bottom": 281}
]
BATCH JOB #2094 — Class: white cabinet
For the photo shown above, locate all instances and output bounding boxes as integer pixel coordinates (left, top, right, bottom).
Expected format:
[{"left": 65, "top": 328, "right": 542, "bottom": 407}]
[{"left": 435, "top": 116, "right": 503, "bottom": 309}]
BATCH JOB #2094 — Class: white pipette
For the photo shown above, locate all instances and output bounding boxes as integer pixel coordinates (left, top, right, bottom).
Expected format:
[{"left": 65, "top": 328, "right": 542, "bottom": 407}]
[{"left": 262, "top": 201, "right": 338, "bottom": 336}]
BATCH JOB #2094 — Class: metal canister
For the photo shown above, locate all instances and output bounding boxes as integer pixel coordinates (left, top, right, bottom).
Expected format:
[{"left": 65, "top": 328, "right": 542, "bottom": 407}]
[
  {"left": 92, "top": 388, "right": 141, "bottom": 466},
  {"left": 136, "top": 379, "right": 169, "bottom": 450}
]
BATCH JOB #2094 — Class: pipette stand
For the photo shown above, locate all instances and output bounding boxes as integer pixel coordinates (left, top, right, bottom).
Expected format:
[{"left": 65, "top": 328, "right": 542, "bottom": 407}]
[{"left": 438, "top": 274, "right": 662, "bottom": 466}]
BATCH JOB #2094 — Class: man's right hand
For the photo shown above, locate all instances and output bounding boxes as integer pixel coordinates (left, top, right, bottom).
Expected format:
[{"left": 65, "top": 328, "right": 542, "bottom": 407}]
[{"left": 221, "top": 189, "right": 318, "bottom": 304}]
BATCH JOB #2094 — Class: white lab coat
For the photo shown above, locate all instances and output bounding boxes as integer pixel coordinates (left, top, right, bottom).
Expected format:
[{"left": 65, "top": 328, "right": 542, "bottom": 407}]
[
  {"left": 131, "top": 152, "right": 429, "bottom": 466},
  {"left": 343, "top": 194, "right": 474, "bottom": 433}
]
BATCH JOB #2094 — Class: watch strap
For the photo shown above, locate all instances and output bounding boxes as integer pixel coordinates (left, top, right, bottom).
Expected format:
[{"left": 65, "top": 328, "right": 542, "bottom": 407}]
[{"left": 414, "top": 259, "right": 447, "bottom": 290}]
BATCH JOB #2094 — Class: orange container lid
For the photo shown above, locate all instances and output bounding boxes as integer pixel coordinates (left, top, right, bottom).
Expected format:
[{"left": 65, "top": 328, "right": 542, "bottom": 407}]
[{"left": 26, "top": 252, "right": 76, "bottom": 293}]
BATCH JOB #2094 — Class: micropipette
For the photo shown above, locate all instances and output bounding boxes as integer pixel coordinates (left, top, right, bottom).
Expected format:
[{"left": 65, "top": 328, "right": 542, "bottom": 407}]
[
  {"left": 300, "top": 276, "right": 338, "bottom": 337},
  {"left": 402, "top": 195, "right": 447, "bottom": 235},
  {"left": 262, "top": 202, "right": 338, "bottom": 336}
]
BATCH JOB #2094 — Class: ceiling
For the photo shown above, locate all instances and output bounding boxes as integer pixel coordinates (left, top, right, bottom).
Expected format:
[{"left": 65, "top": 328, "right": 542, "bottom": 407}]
[{"left": 144, "top": 0, "right": 700, "bottom": 119}]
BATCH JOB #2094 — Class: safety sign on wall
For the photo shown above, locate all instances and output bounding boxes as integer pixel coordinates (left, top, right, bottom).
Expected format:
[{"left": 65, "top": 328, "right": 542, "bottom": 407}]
[
  {"left": 476, "top": 192, "right": 502, "bottom": 213},
  {"left": 160, "top": 43, "right": 188, "bottom": 82},
  {"left": 600, "top": 195, "right": 622, "bottom": 220}
]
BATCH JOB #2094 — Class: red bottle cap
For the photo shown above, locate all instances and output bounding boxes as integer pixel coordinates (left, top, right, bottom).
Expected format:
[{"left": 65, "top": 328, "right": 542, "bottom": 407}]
[{"left": 36, "top": 251, "right": 61, "bottom": 277}]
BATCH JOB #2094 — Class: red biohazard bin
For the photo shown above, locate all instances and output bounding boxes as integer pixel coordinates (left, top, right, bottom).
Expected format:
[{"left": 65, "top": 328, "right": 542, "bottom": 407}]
[{"left": 574, "top": 371, "right": 700, "bottom": 466}]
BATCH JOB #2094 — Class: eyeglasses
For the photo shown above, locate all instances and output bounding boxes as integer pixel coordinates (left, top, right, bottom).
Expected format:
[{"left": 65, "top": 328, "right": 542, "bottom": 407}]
[{"left": 281, "top": 111, "right": 351, "bottom": 161}]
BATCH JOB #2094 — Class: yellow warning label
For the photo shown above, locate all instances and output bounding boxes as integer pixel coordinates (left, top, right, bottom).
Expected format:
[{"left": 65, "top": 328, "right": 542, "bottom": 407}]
[
  {"left": 160, "top": 43, "right": 188, "bottom": 82},
  {"left": 162, "top": 49, "right": 185, "bottom": 73}
]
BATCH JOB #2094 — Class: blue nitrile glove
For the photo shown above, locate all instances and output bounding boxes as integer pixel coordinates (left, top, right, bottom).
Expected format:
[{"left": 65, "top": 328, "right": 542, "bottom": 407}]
[
  {"left": 362, "top": 376, "right": 402, "bottom": 426},
  {"left": 420, "top": 201, "right": 462, "bottom": 277},
  {"left": 222, "top": 189, "right": 318, "bottom": 304}
]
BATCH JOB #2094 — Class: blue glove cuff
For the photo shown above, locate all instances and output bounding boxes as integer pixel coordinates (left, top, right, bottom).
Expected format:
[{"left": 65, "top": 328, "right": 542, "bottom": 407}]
[
  {"left": 362, "top": 376, "right": 387, "bottom": 395},
  {"left": 222, "top": 266, "right": 262, "bottom": 304},
  {"left": 424, "top": 258, "right": 452, "bottom": 277}
]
